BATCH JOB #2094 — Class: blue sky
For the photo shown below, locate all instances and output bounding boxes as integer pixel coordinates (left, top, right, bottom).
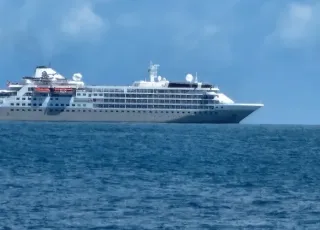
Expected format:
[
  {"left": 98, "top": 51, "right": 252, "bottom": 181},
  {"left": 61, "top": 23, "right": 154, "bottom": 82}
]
[{"left": 0, "top": 0, "right": 319, "bottom": 124}]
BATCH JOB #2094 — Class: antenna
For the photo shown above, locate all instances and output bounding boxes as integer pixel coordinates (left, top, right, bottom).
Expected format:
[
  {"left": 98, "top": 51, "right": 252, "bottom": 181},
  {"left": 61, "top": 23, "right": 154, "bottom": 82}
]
[{"left": 195, "top": 72, "right": 198, "bottom": 83}]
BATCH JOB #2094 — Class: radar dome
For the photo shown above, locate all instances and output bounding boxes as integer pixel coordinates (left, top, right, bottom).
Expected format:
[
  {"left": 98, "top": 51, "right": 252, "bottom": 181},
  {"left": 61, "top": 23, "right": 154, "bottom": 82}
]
[
  {"left": 72, "top": 73, "right": 82, "bottom": 81},
  {"left": 185, "top": 73, "right": 193, "bottom": 82},
  {"left": 157, "top": 76, "right": 162, "bottom": 81}
]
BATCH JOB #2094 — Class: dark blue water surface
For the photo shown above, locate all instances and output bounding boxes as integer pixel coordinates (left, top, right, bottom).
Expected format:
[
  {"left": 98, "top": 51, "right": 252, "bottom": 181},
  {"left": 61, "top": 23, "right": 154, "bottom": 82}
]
[{"left": 1, "top": 122, "right": 320, "bottom": 229}]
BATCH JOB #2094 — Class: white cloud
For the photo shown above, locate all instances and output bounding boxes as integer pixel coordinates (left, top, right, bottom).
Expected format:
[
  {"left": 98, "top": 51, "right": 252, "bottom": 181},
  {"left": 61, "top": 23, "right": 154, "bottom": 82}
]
[
  {"left": 163, "top": 11, "right": 232, "bottom": 63},
  {"left": 0, "top": 0, "right": 108, "bottom": 57},
  {"left": 60, "top": 2, "right": 107, "bottom": 40},
  {"left": 174, "top": 23, "right": 220, "bottom": 50},
  {"left": 166, "top": 12, "right": 219, "bottom": 49},
  {"left": 269, "top": 2, "right": 320, "bottom": 47},
  {"left": 279, "top": 3, "right": 313, "bottom": 43}
]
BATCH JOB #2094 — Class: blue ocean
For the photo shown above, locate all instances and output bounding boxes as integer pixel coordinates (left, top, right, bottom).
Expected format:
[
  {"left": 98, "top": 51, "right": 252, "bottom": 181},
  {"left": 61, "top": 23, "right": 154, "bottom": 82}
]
[{"left": 0, "top": 122, "right": 319, "bottom": 229}]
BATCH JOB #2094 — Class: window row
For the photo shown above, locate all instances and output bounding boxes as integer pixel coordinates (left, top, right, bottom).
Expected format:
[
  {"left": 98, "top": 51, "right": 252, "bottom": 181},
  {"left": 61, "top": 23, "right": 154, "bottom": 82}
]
[
  {"left": 15, "top": 97, "right": 70, "bottom": 101},
  {"left": 10, "top": 108, "right": 219, "bottom": 115},
  {"left": 81, "top": 88, "right": 208, "bottom": 94},
  {"left": 77, "top": 93, "right": 209, "bottom": 99},
  {"left": 10, "top": 102, "right": 223, "bottom": 109},
  {"left": 93, "top": 104, "right": 223, "bottom": 110},
  {"left": 98, "top": 99, "right": 217, "bottom": 104},
  {"left": 11, "top": 103, "right": 87, "bottom": 107}
]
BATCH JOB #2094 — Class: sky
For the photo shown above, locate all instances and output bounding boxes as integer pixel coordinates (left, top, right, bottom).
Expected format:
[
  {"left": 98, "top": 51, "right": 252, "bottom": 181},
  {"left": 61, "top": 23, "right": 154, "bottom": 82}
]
[{"left": 0, "top": 0, "right": 319, "bottom": 124}]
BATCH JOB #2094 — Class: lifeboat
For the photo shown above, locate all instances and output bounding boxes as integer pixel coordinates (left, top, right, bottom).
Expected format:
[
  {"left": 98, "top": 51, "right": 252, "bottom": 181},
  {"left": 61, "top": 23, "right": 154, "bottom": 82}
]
[
  {"left": 52, "top": 87, "right": 74, "bottom": 94},
  {"left": 34, "top": 87, "right": 50, "bottom": 93}
]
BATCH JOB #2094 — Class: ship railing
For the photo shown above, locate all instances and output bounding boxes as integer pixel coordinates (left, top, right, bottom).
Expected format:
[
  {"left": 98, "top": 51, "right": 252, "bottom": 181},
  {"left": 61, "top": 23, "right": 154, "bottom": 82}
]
[
  {"left": 73, "top": 98, "right": 92, "bottom": 102},
  {"left": 31, "top": 78, "right": 69, "bottom": 84}
]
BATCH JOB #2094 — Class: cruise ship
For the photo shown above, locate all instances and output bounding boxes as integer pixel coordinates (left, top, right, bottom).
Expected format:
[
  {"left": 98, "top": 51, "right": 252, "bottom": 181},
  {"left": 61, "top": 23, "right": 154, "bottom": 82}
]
[{"left": 0, "top": 63, "right": 263, "bottom": 123}]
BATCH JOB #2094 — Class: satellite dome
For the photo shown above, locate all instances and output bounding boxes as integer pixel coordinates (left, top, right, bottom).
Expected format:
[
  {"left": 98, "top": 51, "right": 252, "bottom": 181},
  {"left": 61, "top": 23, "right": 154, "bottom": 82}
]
[
  {"left": 185, "top": 73, "right": 193, "bottom": 82},
  {"left": 72, "top": 73, "right": 82, "bottom": 81}
]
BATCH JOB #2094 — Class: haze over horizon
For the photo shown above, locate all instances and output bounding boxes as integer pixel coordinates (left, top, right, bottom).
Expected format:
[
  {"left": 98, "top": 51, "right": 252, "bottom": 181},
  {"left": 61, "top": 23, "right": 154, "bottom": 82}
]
[{"left": 0, "top": 0, "right": 319, "bottom": 125}]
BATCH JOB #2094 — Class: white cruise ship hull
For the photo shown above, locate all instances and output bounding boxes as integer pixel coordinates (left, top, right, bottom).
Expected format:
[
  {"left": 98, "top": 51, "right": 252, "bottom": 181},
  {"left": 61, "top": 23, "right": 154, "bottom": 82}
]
[
  {"left": 0, "top": 64, "right": 264, "bottom": 123},
  {"left": 0, "top": 104, "right": 262, "bottom": 123}
]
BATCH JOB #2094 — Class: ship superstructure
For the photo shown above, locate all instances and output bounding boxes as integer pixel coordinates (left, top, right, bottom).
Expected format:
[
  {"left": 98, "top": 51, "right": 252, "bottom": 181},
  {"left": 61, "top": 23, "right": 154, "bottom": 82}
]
[{"left": 0, "top": 63, "right": 263, "bottom": 123}]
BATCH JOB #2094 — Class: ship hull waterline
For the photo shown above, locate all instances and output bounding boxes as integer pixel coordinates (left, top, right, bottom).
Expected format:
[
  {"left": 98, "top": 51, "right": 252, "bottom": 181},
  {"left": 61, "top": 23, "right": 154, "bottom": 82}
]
[{"left": 0, "top": 104, "right": 262, "bottom": 124}]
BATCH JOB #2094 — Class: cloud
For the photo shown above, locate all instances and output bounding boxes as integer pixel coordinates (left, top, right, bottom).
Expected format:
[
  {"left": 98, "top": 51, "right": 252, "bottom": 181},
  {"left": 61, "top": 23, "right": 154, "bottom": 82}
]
[
  {"left": 172, "top": 23, "right": 219, "bottom": 51},
  {"left": 164, "top": 11, "right": 220, "bottom": 49},
  {"left": 0, "top": 0, "right": 240, "bottom": 63},
  {"left": 268, "top": 2, "right": 320, "bottom": 48},
  {"left": 60, "top": 2, "right": 107, "bottom": 40},
  {"left": 163, "top": 11, "right": 232, "bottom": 63},
  {"left": 0, "top": 0, "right": 108, "bottom": 57}
]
